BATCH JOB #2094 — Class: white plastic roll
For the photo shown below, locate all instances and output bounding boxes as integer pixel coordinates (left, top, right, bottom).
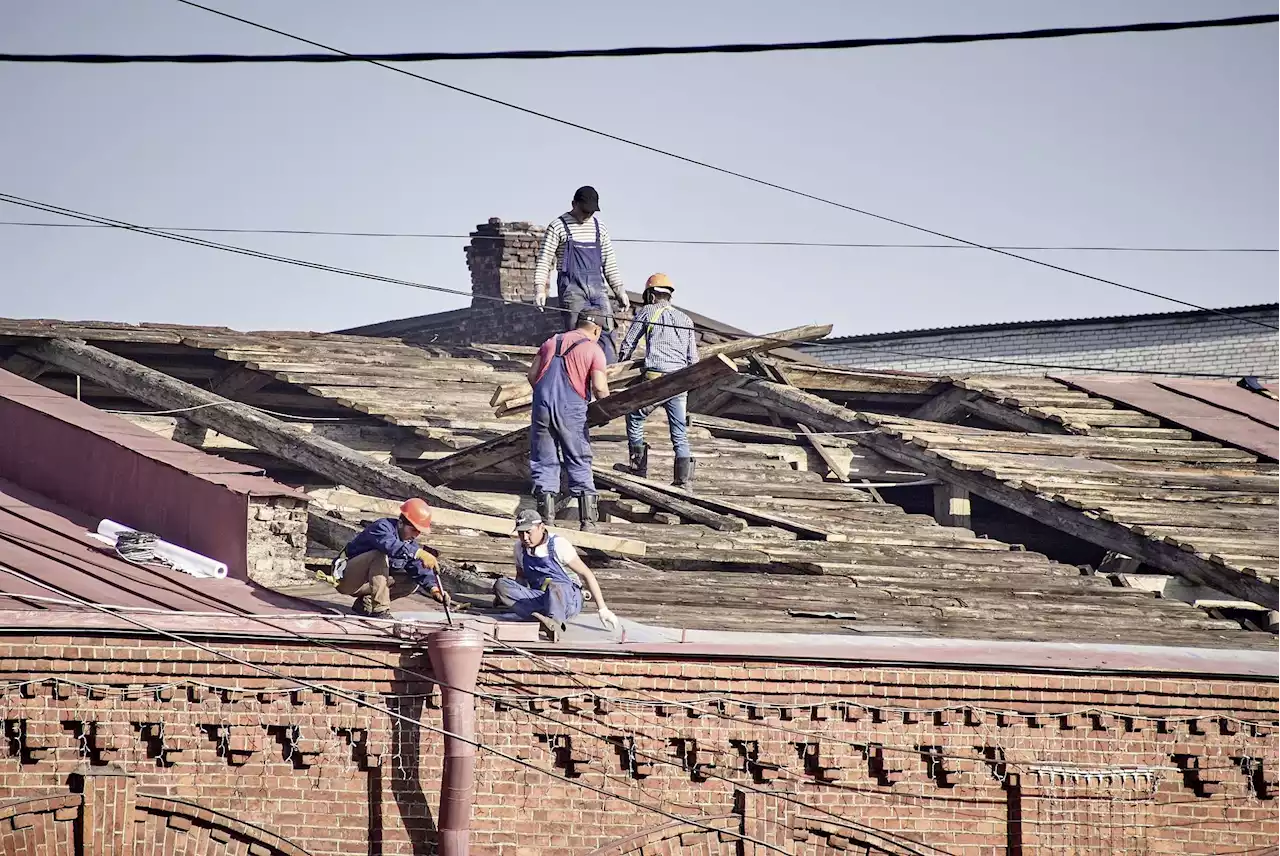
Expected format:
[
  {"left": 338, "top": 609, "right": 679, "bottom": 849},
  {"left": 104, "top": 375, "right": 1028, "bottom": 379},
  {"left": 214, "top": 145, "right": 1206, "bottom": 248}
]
[{"left": 96, "top": 520, "right": 229, "bottom": 580}]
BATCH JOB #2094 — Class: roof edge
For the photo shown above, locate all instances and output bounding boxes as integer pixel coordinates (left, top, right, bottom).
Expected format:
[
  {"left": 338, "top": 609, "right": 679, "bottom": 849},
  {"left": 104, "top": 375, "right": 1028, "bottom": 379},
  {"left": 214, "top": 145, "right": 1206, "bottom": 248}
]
[{"left": 809, "top": 303, "right": 1280, "bottom": 345}]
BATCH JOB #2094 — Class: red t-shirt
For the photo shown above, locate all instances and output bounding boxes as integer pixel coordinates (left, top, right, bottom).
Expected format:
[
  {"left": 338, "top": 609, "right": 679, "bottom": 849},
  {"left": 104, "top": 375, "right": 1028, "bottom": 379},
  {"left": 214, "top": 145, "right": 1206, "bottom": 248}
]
[{"left": 533, "top": 331, "right": 607, "bottom": 400}]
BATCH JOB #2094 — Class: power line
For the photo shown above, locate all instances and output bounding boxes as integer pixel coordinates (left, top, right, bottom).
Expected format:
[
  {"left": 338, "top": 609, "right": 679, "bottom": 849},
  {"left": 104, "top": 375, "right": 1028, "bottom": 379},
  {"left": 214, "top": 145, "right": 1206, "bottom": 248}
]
[
  {"left": 170, "top": 0, "right": 1280, "bottom": 332},
  {"left": 1, "top": 191, "right": 1269, "bottom": 377},
  {"left": 2, "top": 220, "right": 1274, "bottom": 253},
  {"left": 0, "top": 561, "right": 790, "bottom": 856},
  {"left": 5, "top": 14, "right": 1275, "bottom": 63}
]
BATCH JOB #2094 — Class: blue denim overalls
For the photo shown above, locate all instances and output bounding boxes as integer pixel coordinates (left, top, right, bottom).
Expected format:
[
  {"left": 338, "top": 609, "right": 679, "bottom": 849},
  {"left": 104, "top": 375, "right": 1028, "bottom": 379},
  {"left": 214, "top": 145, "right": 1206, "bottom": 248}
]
[
  {"left": 557, "top": 215, "right": 617, "bottom": 362},
  {"left": 530, "top": 333, "right": 596, "bottom": 498},
  {"left": 493, "top": 534, "right": 584, "bottom": 621}
]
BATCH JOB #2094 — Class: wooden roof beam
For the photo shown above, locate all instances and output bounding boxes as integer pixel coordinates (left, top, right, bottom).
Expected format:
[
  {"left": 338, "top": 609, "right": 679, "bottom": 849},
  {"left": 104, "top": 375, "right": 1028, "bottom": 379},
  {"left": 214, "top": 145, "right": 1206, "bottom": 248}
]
[
  {"left": 730, "top": 375, "right": 1280, "bottom": 611},
  {"left": 22, "top": 337, "right": 503, "bottom": 516},
  {"left": 424, "top": 353, "right": 739, "bottom": 485}
]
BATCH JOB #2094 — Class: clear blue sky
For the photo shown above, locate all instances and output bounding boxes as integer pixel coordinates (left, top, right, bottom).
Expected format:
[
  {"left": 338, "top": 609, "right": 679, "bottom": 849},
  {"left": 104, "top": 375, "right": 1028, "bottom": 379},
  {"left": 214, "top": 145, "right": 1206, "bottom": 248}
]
[{"left": 1, "top": 1, "right": 1275, "bottom": 337}]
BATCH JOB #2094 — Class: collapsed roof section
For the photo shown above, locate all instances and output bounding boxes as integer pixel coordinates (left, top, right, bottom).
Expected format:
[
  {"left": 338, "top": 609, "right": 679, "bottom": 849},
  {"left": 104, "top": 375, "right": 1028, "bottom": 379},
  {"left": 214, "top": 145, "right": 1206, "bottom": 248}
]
[{"left": 0, "top": 315, "right": 1274, "bottom": 654}]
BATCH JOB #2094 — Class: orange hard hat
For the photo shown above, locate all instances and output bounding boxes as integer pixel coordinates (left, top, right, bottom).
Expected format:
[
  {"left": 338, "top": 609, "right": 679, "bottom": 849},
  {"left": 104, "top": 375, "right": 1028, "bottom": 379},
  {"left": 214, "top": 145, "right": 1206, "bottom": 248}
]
[
  {"left": 399, "top": 498, "right": 433, "bottom": 532},
  {"left": 644, "top": 273, "right": 674, "bottom": 294}
]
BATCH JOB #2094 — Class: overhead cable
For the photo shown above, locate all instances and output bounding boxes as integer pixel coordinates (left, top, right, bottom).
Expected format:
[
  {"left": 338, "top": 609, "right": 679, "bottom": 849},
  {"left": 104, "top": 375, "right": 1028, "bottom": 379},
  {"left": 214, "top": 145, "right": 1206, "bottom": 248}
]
[
  {"left": 170, "top": 1, "right": 1280, "bottom": 332},
  {"left": 0, "top": 562, "right": 790, "bottom": 856},
  {"left": 1, "top": 191, "right": 1268, "bottom": 378},
  {"left": 2, "top": 220, "right": 1274, "bottom": 253},
  {"left": 4, "top": 14, "right": 1276, "bottom": 63}
]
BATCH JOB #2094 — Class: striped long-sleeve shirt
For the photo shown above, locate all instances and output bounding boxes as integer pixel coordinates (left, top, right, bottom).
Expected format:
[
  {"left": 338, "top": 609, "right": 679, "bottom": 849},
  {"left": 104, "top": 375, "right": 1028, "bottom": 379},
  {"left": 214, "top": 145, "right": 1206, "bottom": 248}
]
[
  {"left": 533, "top": 213, "right": 627, "bottom": 301},
  {"left": 618, "top": 301, "right": 699, "bottom": 373}
]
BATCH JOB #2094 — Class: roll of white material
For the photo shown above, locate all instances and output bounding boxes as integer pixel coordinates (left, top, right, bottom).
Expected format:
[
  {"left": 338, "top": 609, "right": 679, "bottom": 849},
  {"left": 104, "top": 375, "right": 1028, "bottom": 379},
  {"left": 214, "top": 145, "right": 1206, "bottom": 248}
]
[{"left": 96, "top": 520, "right": 229, "bottom": 580}]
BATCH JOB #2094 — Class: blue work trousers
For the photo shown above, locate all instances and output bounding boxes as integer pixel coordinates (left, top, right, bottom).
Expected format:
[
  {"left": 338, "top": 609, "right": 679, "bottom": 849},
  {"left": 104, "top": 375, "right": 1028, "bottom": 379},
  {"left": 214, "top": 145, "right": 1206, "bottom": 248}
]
[
  {"left": 626, "top": 389, "right": 690, "bottom": 458},
  {"left": 493, "top": 576, "right": 583, "bottom": 621}
]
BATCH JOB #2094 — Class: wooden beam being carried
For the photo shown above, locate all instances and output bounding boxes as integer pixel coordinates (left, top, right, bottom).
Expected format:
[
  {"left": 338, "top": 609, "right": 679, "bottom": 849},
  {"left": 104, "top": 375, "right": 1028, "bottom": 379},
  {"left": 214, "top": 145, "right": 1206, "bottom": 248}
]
[
  {"left": 734, "top": 375, "right": 1280, "bottom": 610},
  {"left": 424, "top": 353, "right": 739, "bottom": 485},
  {"left": 307, "top": 487, "right": 646, "bottom": 557},
  {"left": 489, "top": 323, "right": 832, "bottom": 417},
  {"left": 596, "top": 467, "right": 845, "bottom": 541},
  {"left": 24, "top": 337, "right": 503, "bottom": 516}
]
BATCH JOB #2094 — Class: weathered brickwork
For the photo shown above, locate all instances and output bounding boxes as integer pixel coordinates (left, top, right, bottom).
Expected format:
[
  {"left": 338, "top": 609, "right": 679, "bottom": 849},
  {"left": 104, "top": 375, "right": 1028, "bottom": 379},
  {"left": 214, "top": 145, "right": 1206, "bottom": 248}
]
[
  {"left": 0, "top": 635, "right": 1275, "bottom": 855},
  {"left": 245, "top": 497, "right": 310, "bottom": 587},
  {"left": 803, "top": 306, "right": 1279, "bottom": 379}
]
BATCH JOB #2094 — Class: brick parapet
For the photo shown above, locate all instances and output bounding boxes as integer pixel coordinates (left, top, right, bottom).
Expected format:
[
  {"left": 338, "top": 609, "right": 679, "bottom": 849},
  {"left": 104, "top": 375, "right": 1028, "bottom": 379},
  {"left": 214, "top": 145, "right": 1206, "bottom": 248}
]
[{"left": 0, "top": 635, "right": 1275, "bottom": 855}]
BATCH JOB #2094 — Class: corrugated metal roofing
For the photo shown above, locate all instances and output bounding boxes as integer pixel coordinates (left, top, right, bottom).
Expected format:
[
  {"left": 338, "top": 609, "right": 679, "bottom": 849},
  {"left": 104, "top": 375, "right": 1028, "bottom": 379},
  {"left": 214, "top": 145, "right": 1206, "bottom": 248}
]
[{"left": 1056, "top": 376, "right": 1279, "bottom": 461}]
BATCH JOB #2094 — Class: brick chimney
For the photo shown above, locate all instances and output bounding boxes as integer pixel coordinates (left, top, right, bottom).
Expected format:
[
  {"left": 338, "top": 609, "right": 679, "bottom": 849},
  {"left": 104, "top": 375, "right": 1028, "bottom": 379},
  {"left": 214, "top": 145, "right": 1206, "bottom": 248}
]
[{"left": 461, "top": 219, "right": 562, "bottom": 346}]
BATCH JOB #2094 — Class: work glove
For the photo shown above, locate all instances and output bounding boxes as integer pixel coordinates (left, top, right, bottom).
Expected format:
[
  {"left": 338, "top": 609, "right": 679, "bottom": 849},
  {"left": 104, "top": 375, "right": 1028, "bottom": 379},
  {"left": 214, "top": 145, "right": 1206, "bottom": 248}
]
[
  {"left": 597, "top": 606, "right": 618, "bottom": 631},
  {"left": 428, "top": 586, "right": 453, "bottom": 607},
  {"left": 617, "top": 292, "right": 631, "bottom": 313},
  {"left": 415, "top": 548, "right": 439, "bottom": 571},
  {"left": 534, "top": 289, "right": 547, "bottom": 310}
]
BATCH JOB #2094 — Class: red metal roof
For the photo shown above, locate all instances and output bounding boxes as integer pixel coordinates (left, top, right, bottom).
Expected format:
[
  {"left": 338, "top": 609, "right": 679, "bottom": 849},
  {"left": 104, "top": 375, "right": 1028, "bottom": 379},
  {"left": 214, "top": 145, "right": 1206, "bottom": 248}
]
[
  {"left": 1055, "top": 376, "right": 1279, "bottom": 461},
  {"left": 0, "top": 477, "right": 307, "bottom": 615},
  {"left": 0, "top": 368, "right": 304, "bottom": 498}
]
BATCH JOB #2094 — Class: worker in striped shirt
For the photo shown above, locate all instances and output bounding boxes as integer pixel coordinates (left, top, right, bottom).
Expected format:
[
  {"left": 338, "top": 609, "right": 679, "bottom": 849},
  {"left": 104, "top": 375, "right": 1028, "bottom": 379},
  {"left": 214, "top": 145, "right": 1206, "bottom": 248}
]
[
  {"left": 617, "top": 273, "right": 699, "bottom": 491},
  {"left": 533, "top": 186, "right": 630, "bottom": 363}
]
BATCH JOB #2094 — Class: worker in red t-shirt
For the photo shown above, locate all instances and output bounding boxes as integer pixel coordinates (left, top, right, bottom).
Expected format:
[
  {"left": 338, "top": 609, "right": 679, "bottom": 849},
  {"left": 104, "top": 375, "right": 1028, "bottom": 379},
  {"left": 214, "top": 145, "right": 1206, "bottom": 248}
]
[{"left": 527, "top": 313, "right": 611, "bottom": 530}]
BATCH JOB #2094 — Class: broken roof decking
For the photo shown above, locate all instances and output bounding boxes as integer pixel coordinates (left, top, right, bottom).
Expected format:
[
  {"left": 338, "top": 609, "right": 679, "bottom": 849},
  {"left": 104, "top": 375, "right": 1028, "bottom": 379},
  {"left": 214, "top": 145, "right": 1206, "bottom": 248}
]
[
  {"left": 1, "top": 316, "right": 1274, "bottom": 648},
  {"left": 847, "top": 411, "right": 1278, "bottom": 607}
]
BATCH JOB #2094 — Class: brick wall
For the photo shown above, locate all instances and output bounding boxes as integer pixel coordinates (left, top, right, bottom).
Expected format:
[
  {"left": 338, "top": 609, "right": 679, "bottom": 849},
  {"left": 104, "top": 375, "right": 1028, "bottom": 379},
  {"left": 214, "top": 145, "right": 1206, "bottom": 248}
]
[
  {"left": 1, "top": 634, "right": 1275, "bottom": 855},
  {"left": 802, "top": 307, "right": 1280, "bottom": 379},
  {"left": 244, "top": 497, "right": 309, "bottom": 588}
]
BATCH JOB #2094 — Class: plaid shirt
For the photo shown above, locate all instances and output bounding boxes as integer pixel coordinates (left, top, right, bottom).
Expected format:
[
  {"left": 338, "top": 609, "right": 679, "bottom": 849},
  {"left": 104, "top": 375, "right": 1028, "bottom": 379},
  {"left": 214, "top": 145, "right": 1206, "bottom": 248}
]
[{"left": 618, "top": 302, "right": 698, "bottom": 373}]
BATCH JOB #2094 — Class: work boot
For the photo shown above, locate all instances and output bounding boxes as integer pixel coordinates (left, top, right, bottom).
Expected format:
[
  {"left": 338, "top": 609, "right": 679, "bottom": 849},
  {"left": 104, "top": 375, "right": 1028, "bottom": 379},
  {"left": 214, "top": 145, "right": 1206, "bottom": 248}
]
[
  {"left": 628, "top": 443, "right": 650, "bottom": 478},
  {"left": 351, "top": 595, "right": 373, "bottom": 616},
  {"left": 535, "top": 491, "right": 557, "bottom": 524},
  {"left": 673, "top": 457, "right": 695, "bottom": 492},
  {"left": 577, "top": 494, "right": 599, "bottom": 532}
]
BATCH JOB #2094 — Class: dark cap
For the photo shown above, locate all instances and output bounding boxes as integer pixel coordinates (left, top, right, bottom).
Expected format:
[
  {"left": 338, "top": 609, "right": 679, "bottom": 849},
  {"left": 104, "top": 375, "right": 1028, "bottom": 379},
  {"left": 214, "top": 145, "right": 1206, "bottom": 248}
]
[
  {"left": 573, "top": 186, "right": 600, "bottom": 214},
  {"left": 514, "top": 508, "right": 543, "bottom": 532}
]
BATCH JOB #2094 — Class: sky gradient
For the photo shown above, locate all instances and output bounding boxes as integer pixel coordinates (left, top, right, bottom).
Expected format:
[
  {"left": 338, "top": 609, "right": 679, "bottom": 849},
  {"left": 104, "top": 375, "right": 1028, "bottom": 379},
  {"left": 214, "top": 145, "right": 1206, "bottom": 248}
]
[{"left": 1, "top": 1, "right": 1276, "bottom": 338}]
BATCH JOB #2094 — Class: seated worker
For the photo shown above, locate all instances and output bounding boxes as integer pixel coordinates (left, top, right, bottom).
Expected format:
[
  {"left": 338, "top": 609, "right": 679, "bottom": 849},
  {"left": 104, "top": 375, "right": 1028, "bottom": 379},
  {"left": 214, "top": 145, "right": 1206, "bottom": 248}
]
[
  {"left": 325, "top": 498, "right": 451, "bottom": 617},
  {"left": 493, "top": 509, "right": 618, "bottom": 630}
]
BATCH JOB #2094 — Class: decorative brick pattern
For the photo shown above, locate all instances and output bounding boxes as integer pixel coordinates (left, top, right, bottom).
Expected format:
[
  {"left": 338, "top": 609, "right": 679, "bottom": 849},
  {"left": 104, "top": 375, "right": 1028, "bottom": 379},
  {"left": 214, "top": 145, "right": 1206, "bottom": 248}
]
[
  {"left": 0, "top": 635, "right": 1275, "bottom": 855},
  {"left": 803, "top": 306, "right": 1280, "bottom": 379}
]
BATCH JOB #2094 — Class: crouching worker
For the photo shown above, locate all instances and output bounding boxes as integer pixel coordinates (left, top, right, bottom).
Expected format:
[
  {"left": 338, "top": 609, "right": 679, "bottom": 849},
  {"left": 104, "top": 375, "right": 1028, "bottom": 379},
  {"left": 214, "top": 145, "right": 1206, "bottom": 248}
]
[
  {"left": 328, "top": 498, "right": 452, "bottom": 618},
  {"left": 494, "top": 509, "right": 618, "bottom": 630}
]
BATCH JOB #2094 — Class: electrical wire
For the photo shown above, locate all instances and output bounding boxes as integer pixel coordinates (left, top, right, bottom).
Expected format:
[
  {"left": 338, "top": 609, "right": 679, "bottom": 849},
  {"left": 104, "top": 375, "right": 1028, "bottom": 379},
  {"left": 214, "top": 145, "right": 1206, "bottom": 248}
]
[
  {"left": 6, "top": 14, "right": 1276, "bottom": 63},
  {"left": 1, "top": 191, "right": 1266, "bottom": 379},
  {"left": 170, "top": 0, "right": 1280, "bottom": 333},
  {"left": 4, "top": 220, "right": 1274, "bottom": 253},
  {"left": 0, "top": 562, "right": 792, "bottom": 856}
]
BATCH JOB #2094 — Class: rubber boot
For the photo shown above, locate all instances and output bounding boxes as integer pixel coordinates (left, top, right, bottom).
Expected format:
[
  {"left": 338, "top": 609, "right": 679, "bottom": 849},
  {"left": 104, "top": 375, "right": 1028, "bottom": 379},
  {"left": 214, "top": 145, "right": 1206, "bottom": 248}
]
[
  {"left": 673, "top": 457, "right": 695, "bottom": 492},
  {"left": 628, "top": 442, "right": 650, "bottom": 478},
  {"left": 535, "top": 491, "right": 557, "bottom": 524},
  {"left": 577, "top": 494, "right": 599, "bottom": 532}
]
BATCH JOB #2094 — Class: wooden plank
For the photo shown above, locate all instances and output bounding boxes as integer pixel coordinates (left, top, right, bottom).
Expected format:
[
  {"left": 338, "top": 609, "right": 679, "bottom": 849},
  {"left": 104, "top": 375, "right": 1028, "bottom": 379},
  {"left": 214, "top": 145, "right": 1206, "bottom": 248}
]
[
  {"left": 932, "top": 483, "right": 971, "bottom": 529},
  {"left": 590, "top": 468, "right": 745, "bottom": 531},
  {"left": 208, "top": 365, "right": 271, "bottom": 398},
  {"left": 489, "top": 323, "right": 831, "bottom": 415},
  {"left": 595, "top": 467, "right": 846, "bottom": 541},
  {"left": 0, "top": 354, "right": 49, "bottom": 380},
  {"left": 423, "top": 354, "right": 738, "bottom": 485},
  {"left": 909, "top": 387, "right": 973, "bottom": 422},
  {"left": 733, "top": 376, "right": 1280, "bottom": 610},
  {"left": 306, "top": 488, "right": 646, "bottom": 557},
  {"left": 796, "top": 424, "right": 851, "bottom": 482},
  {"left": 23, "top": 337, "right": 504, "bottom": 516}
]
